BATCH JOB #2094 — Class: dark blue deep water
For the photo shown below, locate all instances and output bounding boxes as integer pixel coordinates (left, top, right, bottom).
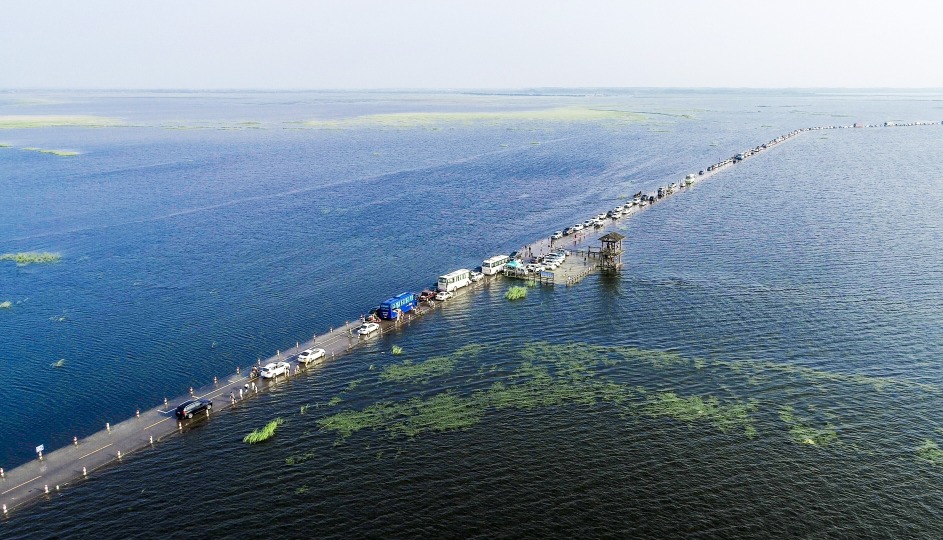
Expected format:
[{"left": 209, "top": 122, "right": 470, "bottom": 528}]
[{"left": 1, "top": 90, "right": 943, "bottom": 537}]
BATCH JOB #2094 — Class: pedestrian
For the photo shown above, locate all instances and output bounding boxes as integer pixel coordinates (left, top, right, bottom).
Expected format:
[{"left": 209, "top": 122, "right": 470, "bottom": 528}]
[
  {"left": 239, "top": 387, "right": 244, "bottom": 400},
  {"left": 230, "top": 391, "right": 235, "bottom": 404},
  {"left": 252, "top": 381, "right": 257, "bottom": 393},
  {"left": 244, "top": 383, "right": 249, "bottom": 392}
]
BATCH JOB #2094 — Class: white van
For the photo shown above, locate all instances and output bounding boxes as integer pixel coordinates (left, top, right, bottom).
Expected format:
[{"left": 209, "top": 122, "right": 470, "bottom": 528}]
[
  {"left": 482, "top": 255, "right": 510, "bottom": 276},
  {"left": 437, "top": 269, "right": 472, "bottom": 292}
]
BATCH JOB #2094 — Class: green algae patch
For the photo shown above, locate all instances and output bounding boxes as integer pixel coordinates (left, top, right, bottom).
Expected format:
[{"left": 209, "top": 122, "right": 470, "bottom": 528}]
[
  {"left": 304, "top": 107, "right": 646, "bottom": 129},
  {"left": 645, "top": 392, "right": 758, "bottom": 438},
  {"left": 0, "top": 252, "right": 61, "bottom": 265},
  {"left": 779, "top": 406, "right": 838, "bottom": 446},
  {"left": 0, "top": 115, "right": 124, "bottom": 129},
  {"left": 22, "top": 147, "right": 80, "bottom": 156},
  {"left": 381, "top": 356, "right": 455, "bottom": 383},
  {"left": 917, "top": 439, "right": 943, "bottom": 466},
  {"left": 505, "top": 286, "right": 528, "bottom": 301},
  {"left": 244, "top": 418, "right": 284, "bottom": 444},
  {"left": 380, "top": 344, "right": 480, "bottom": 384},
  {"left": 391, "top": 345, "right": 403, "bottom": 356},
  {"left": 0, "top": 300, "right": 12, "bottom": 309}
]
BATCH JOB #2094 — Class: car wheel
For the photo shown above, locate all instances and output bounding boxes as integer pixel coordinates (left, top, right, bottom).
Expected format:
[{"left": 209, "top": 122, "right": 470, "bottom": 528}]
[{"left": 186, "top": 412, "right": 193, "bottom": 419}]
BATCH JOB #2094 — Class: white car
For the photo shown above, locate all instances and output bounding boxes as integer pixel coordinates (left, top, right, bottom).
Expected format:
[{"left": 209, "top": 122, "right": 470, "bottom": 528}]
[
  {"left": 470, "top": 271, "right": 483, "bottom": 282},
  {"left": 573, "top": 223, "right": 584, "bottom": 232},
  {"left": 582, "top": 220, "right": 593, "bottom": 228},
  {"left": 260, "top": 361, "right": 291, "bottom": 379},
  {"left": 357, "top": 322, "right": 380, "bottom": 335},
  {"left": 435, "top": 290, "right": 454, "bottom": 301},
  {"left": 297, "top": 347, "right": 326, "bottom": 365},
  {"left": 551, "top": 231, "right": 563, "bottom": 240}
]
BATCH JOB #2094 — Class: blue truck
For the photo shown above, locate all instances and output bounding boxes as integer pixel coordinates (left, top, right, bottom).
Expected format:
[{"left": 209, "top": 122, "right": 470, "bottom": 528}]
[{"left": 379, "top": 292, "right": 418, "bottom": 320}]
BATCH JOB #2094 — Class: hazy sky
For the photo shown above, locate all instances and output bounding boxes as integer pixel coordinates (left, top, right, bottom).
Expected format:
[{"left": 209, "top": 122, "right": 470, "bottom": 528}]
[{"left": 2, "top": 0, "right": 941, "bottom": 89}]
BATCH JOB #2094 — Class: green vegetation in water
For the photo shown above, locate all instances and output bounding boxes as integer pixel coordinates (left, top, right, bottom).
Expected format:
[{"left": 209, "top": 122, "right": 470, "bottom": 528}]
[
  {"left": 0, "top": 143, "right": 11, "bottom": 148},
  {"left": 0, "top": 300, "right": 12, "bottom": 309},
  {"left": 243, "top": 418, "right": 284, "bottom": 444},
  {"left": 319, "top": 341, "right": 757, "bottom": 440},
  {"left": 327, "top": 396, "right": 343, "bottom": 407},
  {"left": 644, "top": 392, "right": 758, "bottom": 438},
  {"left": 22, "top": 147, "right": 80, "bottom": 156},
  {"left": 50, "top": 358, "right": 65, "bottom": 368},
  {"left": 0, "top": 252, "right": 61, "bottom": 265},
  {"left": 300, "top": 404, "right": 310, "bottom": 415},
  {"left": 779, "top": 406, "right": 838, "bottom": 446},
  {"left": 916, "top": 439, "right": 943, "bottom": 466},
  {"left": 294, "top": 485, "right": 310, "bottom": 495},
  {"left": 285, "top": 451, "right": 316, "bottom": 465},
  {"left": 391, "top": 345, "right": 404, "bottom": 356},
  {"left": 0, "top": 115, "right": 124, "bottom": 129},
  {"left": 304, "top": 107, "right": 647, "bottom": 129},
  {"left": 505, "top": 286, "right": 528, "bottom": 301},
  {"left": 380, "top": 344, "right": 481, "bottom": 384}
]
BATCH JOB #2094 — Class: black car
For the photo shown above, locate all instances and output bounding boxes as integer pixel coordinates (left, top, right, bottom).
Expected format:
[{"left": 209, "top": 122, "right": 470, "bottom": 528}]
[{"left": 175, "top": 398, "right": 212, "bottom": 419}]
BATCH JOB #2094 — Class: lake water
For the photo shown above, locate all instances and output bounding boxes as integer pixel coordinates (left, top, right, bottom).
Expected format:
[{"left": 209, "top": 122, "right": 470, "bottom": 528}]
[{"left": 2, "top": 90, "right": 943, "bottom": 537}]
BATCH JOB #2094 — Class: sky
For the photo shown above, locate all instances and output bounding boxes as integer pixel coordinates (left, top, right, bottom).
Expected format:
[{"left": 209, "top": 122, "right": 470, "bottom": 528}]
[{"left": 1, "top": 0, "right": 942, "bottom": 89}]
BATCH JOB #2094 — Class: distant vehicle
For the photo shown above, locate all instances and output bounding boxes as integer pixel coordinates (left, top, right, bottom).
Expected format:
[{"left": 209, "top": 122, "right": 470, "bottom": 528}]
[
  {"left": 470, "top": 271, "right": 483, "bottom": 282},
  {"left": 573, "top": 223, "right": 584, "bottom": 232},
  {"left": 175, "top": 398, "right": 212, "bottom": 419},
  {"left": 482, "top": 255, "right": 510, "bottom": 276},
  {"left": 562, "top": 227, "right": 574, "bottom": 235},
  {"left": 260, "top": 361, "right": 291, "bottom": 379},
  {"left": 297, "top": 348, "right": 326, "bottom": 366},
  {"left": 435, "top": 290, "right": 454, "bottom": 301},
  {"left": 596, "top": 214, "right": 607, "bottom": 221},
  {"left": 357, "top": 322, "right": 380, "bottom": 335},
  {"left": 551, "top": 231, "right": 563, "bottom": 240},
  {"left": 582, "top": 220, "right": 593, "bottom": 228},
  {"left": 419, "top": 289, "right": 438, "bottom": 302}
]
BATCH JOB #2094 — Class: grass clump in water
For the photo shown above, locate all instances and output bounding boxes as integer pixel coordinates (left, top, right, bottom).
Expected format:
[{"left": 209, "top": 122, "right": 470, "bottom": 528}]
[
  {"left": 0, "top": 252, "right": 61, "bottom": 265},
  {"left": 381, "top": 356, "right": 456, "bottom": 383},
  {"left": 779, "top": 406, "right": 838, "bottom": 446},
  {"left": 243, "top": 418, "right": 284, "bottom": 444},
  {"left": 645, "top": 391, "right": 758, "bottom": 438},
  {"left": 917, "top": 439, "right": 943, "bottom": 466},
  {"left": 22, "top": 147, "right": 79, "bottom": 156},
  {"left": 50, "top": 358, "right": 65, "bottom": 368},
  {"left": 0, "top": 300, "right": 12, "bottom": 309},
  {"left": 505, "top": 286, "right": 528, "bottom": 301},
  {"left": 391, "top": 345, "right": 403, "bottom": 356}
]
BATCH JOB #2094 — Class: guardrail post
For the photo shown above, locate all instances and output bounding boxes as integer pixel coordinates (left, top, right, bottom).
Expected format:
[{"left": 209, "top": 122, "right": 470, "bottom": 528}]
[
  {"left": 136, "top": 409, "right": 140, "bottom": 418},
  {"left": 149, "top": 435, "right": 154, "bottom": 445},
  {"left": 1, "top": 467, "right": 4, "bottom": 478},
  {"left": 73, "top": 436, "right": 78, "bottom": 446},
  {"left": 117, "top": 450, "right": 122, "bottom": 460},
  {"left": 83, "top": 466, "right": 87, "bottom": 477},
  {"left": 106, "top": 422, "right": 111, "bottom": 432},
  {"left": 44, "top": 484, "right": 49, "bottom": 494}
]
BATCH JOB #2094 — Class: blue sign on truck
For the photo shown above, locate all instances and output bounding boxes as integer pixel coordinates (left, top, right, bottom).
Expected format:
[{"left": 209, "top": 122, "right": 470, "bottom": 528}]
[{"left": 379, "top": 292, "right": 418, "bottom": 320}]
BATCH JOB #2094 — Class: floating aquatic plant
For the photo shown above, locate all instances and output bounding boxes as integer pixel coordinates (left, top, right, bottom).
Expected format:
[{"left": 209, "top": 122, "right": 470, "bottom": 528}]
[
  {"left": 917, "top": 440, "right": 943, "bottom": 466},
  {"left": 391, "top": 345, "right": 403, "bottom": 355},
  {"left": 22, "top": 147, "right": 79, "bottom": 156},
  {"left": 327, "top": 396, "right": 343, "bottom": 407},
  {"left": 1, "top": 252, "right": 61, "bottom": 265},
  {"left": 381, "top": 356, "right": 455, "bottom": 383},
  {"left": 779, "top": 406, "right": 837, "bottom": 446},
  {"left": 243, "top": 418, "right": 284, "bottom": 444},
  {"left": 505, "top": 286, "right": 528, "bottom": 301},
  {"left": 50, "top": 358, "right": 65, "bottom": 368},
  {"left": 0, "top": 300, "right": 12, "bottom": 309}
]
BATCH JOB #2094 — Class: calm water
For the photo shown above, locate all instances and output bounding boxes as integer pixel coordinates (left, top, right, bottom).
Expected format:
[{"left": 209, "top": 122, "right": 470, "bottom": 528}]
[{"left": 2, "top": 90, "right": 943, "bottom": 537}]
